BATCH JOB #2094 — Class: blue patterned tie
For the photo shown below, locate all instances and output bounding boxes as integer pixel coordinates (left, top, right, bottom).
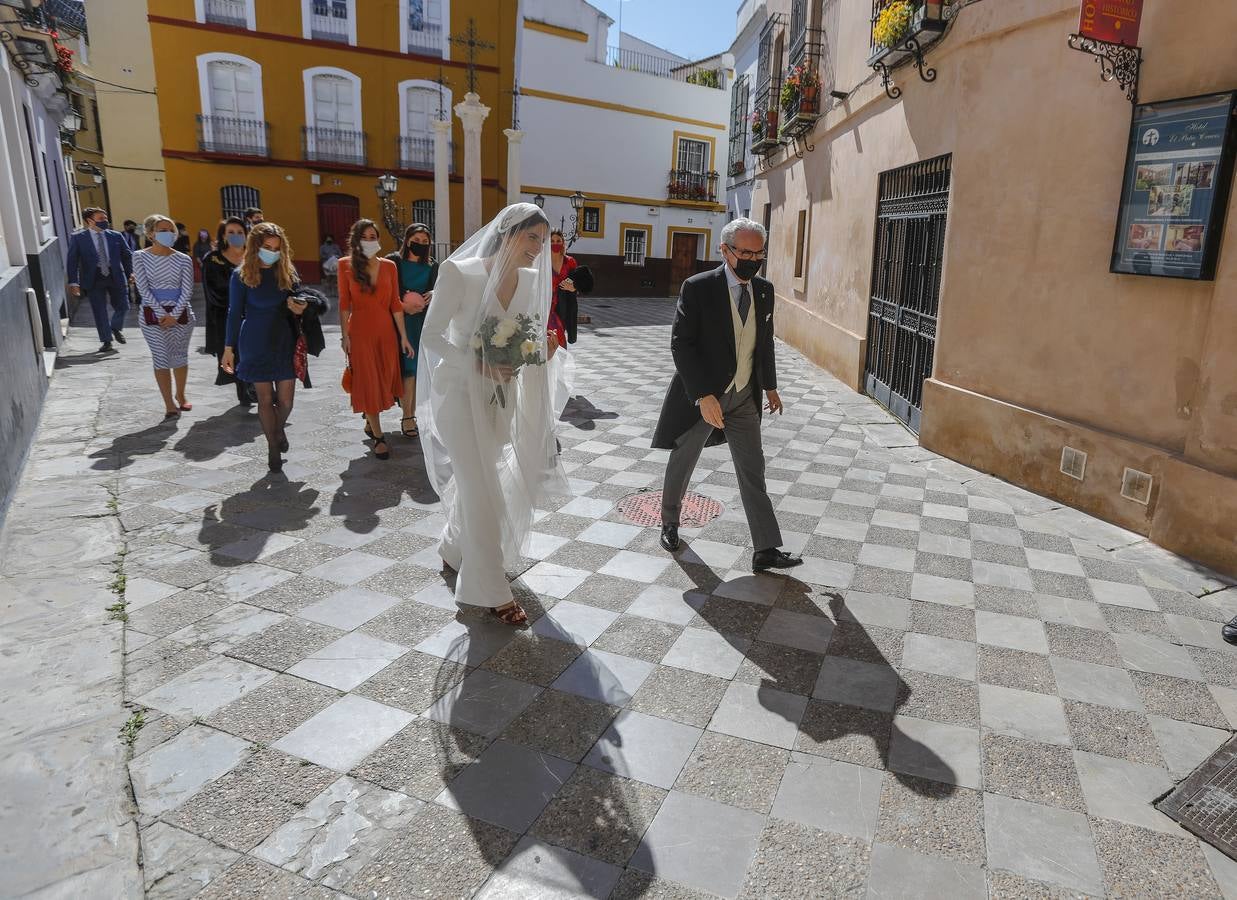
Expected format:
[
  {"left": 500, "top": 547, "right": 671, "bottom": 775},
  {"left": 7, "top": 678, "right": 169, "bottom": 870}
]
[{"left": 95, "top": 230, "right": 109, "bottom": 276}]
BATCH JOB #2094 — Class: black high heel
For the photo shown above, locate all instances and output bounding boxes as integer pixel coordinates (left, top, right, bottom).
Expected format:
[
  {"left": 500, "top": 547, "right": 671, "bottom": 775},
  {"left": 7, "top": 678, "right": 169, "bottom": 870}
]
[
  {"left": 268, "top": 447, "right": 283, "bottom": 472},
  {"left": 372, "top": 436, "right": 390, "bottom": 460}
]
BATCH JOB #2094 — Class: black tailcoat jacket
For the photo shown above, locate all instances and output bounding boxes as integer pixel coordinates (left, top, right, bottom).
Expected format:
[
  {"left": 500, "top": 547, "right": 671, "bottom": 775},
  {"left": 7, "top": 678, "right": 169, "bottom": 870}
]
[{"left": 651, "top": 265, "right": 777, "bottom": 451}]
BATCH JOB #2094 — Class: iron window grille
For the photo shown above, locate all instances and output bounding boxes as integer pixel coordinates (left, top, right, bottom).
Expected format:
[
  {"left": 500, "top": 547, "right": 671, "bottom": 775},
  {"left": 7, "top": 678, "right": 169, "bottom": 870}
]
[
  {"left": 623, "top": 229, "right": 647, "bottom": 266},
  {"left": 396, "top": 136, "right": 454, "bottom": 173},
  {"left": 864, "top": 153, "right": 952, "bottom": 433},
  {"left": 752, "top": 14, "right": 786, "bottom": 154},
  {"left": 727, "top": 74, "right": 749, "bottom": 178},
  {"left": 221, "top": 184, "right": 260, "bottom": 219},
  {"left": 412, "top": 198, "right": 435, "bottom": 234}
]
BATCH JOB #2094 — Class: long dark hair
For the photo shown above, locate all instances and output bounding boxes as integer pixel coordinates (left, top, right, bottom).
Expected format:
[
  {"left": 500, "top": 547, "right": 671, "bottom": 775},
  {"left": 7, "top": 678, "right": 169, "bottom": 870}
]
[
  {"left": 347, "top": 218, "right": 379, "bottom": 291},
  {"left": 400, "top": 223, "right": 432, "bottom": 262},
  {"left": 215, "top": 216, "right": 245, "bottom": 252}
]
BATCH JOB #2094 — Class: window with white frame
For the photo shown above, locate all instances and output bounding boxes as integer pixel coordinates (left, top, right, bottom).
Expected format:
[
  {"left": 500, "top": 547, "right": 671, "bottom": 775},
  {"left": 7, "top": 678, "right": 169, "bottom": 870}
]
[
  {"left": 304, "top": 68, "right": 365, "bottom": 164},
  {"left": 197, "top": 54, "right": 267, "bottom": 155},
  {"left": 197, "top": 0, "right": 255, "bottom": 29},
  {"left": 303, "top": 0, "right": 355, "bottom": 44},
  {"left": 398, "top": 80, "right": 452, "bottom": 170},
  {"left": 402, "top": 0, "right": 449, "bottom": 57},
  {"left": 677, "top": 138, "right": 709, "bottom": 175},
  {"left": 623, "top": 228, "right": 647, "bottom": 266}
]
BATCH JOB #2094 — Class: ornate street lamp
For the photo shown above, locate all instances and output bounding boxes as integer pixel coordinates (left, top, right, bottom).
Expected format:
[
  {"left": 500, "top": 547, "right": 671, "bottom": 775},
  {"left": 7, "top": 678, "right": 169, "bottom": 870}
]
[
  {"left": 559, "top": 190, "right": 587, "bottom": 247},
  {"left": 532, "top": 192, "right": 545, "bottom": 209},
  {"left": 374, "top": 173, "right": 410, "bottom": 240}
]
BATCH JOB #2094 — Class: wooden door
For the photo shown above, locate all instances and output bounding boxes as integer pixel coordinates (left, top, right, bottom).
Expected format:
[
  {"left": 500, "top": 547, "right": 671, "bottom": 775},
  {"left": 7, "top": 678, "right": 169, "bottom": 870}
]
[
  {"left": 670, "top": 232, "right": 698, "bottom": 295},
  {"left": 315, "top": 193, "right": 359, "bottom": 282}
]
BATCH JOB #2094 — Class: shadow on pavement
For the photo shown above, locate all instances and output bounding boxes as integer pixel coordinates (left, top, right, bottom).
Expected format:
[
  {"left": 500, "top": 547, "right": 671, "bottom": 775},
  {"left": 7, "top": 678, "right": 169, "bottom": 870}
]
[
  {"left": 87, "top": 418, "right": 179, "bottom": 470},
  {"left": 675, "top": 557, "right": 957, "bottom": 797}
]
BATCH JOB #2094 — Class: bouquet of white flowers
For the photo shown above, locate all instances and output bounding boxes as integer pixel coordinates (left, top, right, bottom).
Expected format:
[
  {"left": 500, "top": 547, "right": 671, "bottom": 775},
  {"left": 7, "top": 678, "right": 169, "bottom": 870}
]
[{"left": 471, "top": 312, "right": 546, "bottom": 407}]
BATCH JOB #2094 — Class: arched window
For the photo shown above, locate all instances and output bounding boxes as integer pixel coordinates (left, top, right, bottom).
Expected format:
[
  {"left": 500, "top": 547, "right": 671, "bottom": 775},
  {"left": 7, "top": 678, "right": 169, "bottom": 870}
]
[
  {"left": 397, "top": 79, "right": 452, "bottom": 171},
  {"left": 303, "top": 67, "right": 365, "bottom": 164},
  {"left": 196, "top": 53, "right": 267, "bottom": 155},
  {"left": 221, "top": 185, "right": 260, "bottom": 219},
  {"left": 400, "top": 0, "right": 450, "bottom": 57}
]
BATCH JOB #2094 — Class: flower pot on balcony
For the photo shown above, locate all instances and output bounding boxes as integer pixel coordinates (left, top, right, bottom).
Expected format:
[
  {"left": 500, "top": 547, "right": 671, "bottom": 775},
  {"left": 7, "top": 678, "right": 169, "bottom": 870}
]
[
  {"left": 868, "top": 0, "right": 949, "bottom": 66},
  {"left": 799, "top": 84, "right": 820, "bottom": 115}
]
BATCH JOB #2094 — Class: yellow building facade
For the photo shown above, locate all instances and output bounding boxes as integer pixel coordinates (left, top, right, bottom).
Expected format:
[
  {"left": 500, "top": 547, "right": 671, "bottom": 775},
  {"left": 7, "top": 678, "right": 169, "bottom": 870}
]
[{"left": 105, "top": 0, "right": 516, "bottom": 278}]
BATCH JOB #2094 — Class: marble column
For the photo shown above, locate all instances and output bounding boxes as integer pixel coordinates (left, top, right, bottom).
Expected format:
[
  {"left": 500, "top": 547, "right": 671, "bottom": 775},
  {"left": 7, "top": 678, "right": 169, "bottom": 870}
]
[
  {"left": 502, "top": 128, "right": 523, "bottom": 207},
  {"left": 454, "top": 92, "right": 490, "bottom": 239},
  {"left": 431, "top": 118, "right": 452, "bottom": 251}
]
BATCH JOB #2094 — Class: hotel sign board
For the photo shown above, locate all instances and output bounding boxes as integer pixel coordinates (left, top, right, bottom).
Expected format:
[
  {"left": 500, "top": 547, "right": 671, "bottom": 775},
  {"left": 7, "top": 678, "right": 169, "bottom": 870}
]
[{"left": 1078, "top": 0, "right": 1143, "bottom": 46}]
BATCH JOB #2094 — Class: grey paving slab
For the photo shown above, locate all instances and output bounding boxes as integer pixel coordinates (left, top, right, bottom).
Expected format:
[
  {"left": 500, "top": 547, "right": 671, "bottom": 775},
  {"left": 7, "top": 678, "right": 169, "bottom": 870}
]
[
  {"left": 771, "top": 752, "right": 884, "bottom": 841},
  {"left": 887, "top": 716, "right": 981, "bottom": 789},
  {"left": 630, "top": 790, "right": 765, "bottom": 898},
  {"left": 135, "top": 656, "right": 276, "bottom": 719},
  {"left": 983, "top": 792, "right": 1104, "bottom": 896},
  {"left": 866, "top": 843, "right": 987, "bottom": 899},
  {"left": 979, "top": 683, "right": 1072, "bottom": 746},
  {"left": 475, "top": 835, "right": 622, "bottom": 900},
  {"left": 437, "top": 739, "right": 575, "bottom": 831},
  {"left": 585, "top": 710, "right": 702, "bottom": 789},
  {"left": 708, "top": 680, "right": 808, "bottom": 750},
  {"left": 252, "top": 775, "right": 422, "bottom": 887},
  {"left": 286, "top": 631, "right": 408, "bottom": 691},
  {"left": 128, "top": 725, "right": 250, "bottom": 817},
  {"left": 274, "top": 695, "right": 415, "bottom": 772},
  {"left": 1072, "top": 749, "right": 1179, "bottom": 834},
  {"left": 425, "top": 669, "right": 544, "bottom": 738}
]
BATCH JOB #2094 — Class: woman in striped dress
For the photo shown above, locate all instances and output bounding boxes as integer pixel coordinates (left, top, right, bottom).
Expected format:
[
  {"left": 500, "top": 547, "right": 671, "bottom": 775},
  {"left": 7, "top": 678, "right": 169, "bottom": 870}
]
[{"left": 133, "top": 214, "right": 196, "bottom": 418}]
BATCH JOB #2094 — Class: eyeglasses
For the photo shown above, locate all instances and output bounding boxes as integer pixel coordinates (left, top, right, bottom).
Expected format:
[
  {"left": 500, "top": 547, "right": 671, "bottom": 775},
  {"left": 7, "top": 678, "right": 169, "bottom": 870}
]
[{"left": 725, "top": 243, "right": 766, "bottom": 261}]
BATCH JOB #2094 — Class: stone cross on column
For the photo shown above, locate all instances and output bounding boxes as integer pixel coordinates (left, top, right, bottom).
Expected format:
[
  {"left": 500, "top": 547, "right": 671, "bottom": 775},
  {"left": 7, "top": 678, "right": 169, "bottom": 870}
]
[
  {"left": 432, "top": 118, "right": 452, "bottom": 251},
  {"left": 454, "top": 92, "right": 490, "bottom": 238}
]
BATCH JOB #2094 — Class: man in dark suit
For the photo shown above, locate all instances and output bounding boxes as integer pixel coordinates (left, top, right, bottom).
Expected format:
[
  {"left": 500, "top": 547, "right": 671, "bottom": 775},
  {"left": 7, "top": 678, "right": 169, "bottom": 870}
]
[
  {"left": 652, "top": 219, "right": 803, "bottom": 574},
  {"left": 66, "top": 207, "right": 133, "bottom": 353}
]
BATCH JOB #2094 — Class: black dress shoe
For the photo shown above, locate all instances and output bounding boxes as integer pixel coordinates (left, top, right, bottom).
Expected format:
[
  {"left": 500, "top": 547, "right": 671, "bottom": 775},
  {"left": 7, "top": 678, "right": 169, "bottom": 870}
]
[
  {"left": 753, "top": 548, "right": 803, "bottom": 573},
  {"left": 112, "top": 329, "right": 126, "bottom": 344},
  {"left": 660, "top": 524, "right": 681, "bottom": 553},
  {"left": 1223, "top": 615, "right": 1237, "bottom": 646},
  {"left": 99, "top": 341, "right": 114, "bottom": 353}
]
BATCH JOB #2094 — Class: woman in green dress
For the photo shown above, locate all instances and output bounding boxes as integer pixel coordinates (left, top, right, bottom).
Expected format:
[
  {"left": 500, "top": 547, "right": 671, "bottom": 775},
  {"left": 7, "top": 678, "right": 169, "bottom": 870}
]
[{"left": 386, "top": 223, "right": 438, "bottom": 438}]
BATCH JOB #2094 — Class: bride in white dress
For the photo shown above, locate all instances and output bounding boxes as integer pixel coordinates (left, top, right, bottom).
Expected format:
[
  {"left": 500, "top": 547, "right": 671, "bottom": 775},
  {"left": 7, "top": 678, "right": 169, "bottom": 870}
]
[{"left": 417, "top": 204, "right": 572, "bottom": 625}]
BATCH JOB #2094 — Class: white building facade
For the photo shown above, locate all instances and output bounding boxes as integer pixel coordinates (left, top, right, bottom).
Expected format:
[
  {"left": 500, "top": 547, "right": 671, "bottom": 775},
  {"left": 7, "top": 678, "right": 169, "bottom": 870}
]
[
  {"left": 725, "top": 0, "right": 768, "bottom": 223},
  {"left": 516, "top": 0, "right": 732, "bottom": 296},
  {"left": 0, "top": 2, "right": 81, "bottom": 520}
]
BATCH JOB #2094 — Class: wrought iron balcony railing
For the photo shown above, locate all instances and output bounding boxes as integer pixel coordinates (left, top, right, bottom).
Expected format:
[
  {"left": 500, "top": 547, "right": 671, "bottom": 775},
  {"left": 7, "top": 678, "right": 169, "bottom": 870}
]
[
  {"left": 309, "top": 1, "right": 350, "bottom": 43},
  {"left": 750, "top": 86, "right": 781, "bottom": 154},
  {"left": 396, "top": 135, "right": 455, "bottom": 174},
  {"left": 668, "top": 169, "right": 719, "bottom": 204},
  {"left": 605, "top": 46, "right": 727, "bottom": 90},
  {"left": 869, "top": 0, "right": 949, "bottom": 61},
  {"left": 302, "top": 126, "right": 367, "bottom": 165},
  {"left": 203, "top": 0, "right": 248, "bottom": 28},
  {"left": 196, "top": 115, "right": 270, "bottom": 157},
  {"left": 406, "top": 18, "right": 444, "bottom": 56},
  {"left": 780, "top": 25, "right": 826, "bottom": 138}
]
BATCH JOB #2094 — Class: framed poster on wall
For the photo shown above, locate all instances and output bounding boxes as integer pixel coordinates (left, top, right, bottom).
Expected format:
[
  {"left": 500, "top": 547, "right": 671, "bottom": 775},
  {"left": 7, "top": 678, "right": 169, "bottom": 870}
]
[{"left": 1110, "top": 91, "right": 1237, "bottom": 280}]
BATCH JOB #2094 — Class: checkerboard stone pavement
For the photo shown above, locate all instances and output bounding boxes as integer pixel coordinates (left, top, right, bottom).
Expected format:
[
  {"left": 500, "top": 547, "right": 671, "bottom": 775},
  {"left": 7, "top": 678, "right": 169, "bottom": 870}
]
[{"left": 17, "top": 295, "right": 1237, "bottom": 898}]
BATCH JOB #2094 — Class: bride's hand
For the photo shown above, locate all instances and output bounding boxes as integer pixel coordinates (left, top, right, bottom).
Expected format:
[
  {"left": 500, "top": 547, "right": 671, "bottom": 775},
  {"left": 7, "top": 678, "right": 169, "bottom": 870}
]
[{"left": 476, "top": 358, "right": 515, "bottom": 383}]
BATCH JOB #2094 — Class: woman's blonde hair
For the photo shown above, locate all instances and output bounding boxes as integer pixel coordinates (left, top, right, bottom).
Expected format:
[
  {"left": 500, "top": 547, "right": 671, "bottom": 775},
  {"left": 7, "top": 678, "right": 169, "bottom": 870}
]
[
  {"left": 143, "top": 213, "right": 175, "bottom": 239},
  {"left": 240, "top": 221, "right": 297, "bottom": 290}
]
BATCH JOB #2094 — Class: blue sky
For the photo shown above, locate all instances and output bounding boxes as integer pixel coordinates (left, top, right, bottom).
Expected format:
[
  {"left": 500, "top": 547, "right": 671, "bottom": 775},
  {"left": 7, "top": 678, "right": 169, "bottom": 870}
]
[{"left": 593, "top": 0, "right": 735, "bottom": 62}]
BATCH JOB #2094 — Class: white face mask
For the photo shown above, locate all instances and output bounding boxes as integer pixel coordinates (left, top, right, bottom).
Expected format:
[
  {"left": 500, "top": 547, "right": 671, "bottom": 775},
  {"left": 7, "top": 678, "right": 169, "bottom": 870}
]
[{"left": 360, "top": 240, "right": 382, "bottom": 258}]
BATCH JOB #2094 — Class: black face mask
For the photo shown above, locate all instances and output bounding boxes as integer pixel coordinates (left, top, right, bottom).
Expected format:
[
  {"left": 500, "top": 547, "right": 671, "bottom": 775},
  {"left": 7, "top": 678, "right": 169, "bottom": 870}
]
[
  {"left": 407, "top": 243, "right": 429, "bottom": 260},
  {"left": 731, "top": 256, "right": 761, "bottom": 281}
]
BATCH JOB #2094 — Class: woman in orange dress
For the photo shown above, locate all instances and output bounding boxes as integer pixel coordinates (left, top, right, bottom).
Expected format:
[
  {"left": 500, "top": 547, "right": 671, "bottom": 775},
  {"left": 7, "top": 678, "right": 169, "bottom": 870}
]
[{"left": 338, "top": 218, "right": 414, "bottom": 460}]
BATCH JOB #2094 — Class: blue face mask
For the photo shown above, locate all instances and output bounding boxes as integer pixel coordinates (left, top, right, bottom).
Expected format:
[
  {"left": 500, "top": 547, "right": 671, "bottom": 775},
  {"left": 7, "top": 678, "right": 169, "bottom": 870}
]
[
  {"left": 94, "top": 219, "right": 110, "bottom": 230},
  {"left": 227, "top": 233, "right": 245, "bottom": 248},
  {"left": 257, "top": 248, "right": 281, "bottom": 265},
  {"left": 154, "top": 231, "right": 177, "bottom": 247}
]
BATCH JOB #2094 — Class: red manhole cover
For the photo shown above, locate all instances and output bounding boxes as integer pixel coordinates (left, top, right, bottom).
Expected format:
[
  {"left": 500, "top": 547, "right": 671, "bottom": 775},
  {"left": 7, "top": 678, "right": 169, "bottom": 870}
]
[{"left": 617, "top": 491, "right": 723, "bottom": 528}]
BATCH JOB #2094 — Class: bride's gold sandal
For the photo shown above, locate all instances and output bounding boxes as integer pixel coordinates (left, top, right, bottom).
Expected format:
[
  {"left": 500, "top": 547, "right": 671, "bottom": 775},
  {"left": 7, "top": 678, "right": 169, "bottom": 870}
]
[{"left": 491, "top": 601, "right": 528, "bottom": 626}]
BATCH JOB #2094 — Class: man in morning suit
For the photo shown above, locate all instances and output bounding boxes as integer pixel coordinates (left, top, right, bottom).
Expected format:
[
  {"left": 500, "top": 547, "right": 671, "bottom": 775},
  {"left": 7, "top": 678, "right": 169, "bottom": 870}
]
[
  {"left": 66, "top": 207, "right": 133, "bottom": 353},
  {"left": 652, "top": 218, "right": 803, "bottom": 574}
]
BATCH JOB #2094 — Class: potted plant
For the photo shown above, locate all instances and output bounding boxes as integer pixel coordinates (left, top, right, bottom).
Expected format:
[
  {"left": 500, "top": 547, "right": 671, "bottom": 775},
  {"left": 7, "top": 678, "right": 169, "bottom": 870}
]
[
  {"left": 872, "top": 0, "right": 915, "bottom": 48},
  {"left": 750, "top": 109, "right": 765, "bottom": 140},
  {"left": 787, "top": 61, "right": 820, "bottom": 115}
]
